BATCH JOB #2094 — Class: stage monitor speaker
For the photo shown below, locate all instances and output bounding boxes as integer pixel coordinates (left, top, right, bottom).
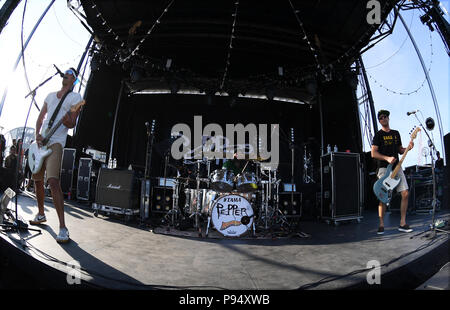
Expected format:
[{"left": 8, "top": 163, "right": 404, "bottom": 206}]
[
  {"left": 278, "top": 192, "right": 302, "bottom": 217},
  {"left": 321, "top": 152, "right": 363, "bottom": 220},
  {"left": 60, "top": 148, "right": 76, "bottom": 195},
  {"left": 151, "top": 186, "right": 173, "bottom": 214},
  {"left": 95, "top": 168, "right": 139, "bottom": 209},
  {"left": 77, "top": 158, "right": 92, "bottom": 201}
]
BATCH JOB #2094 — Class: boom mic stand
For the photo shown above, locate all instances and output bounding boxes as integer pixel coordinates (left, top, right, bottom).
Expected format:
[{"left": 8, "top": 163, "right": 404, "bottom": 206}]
[
  {"left": 0, "top": 72, "right": 59, "bottom": 237},
  {"left": 413, "top": 115, "right": 449, "bottom": 238}
]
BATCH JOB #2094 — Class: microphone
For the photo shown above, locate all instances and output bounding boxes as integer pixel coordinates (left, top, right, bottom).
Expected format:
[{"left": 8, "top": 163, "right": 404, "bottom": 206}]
[
  {"left": 407, "top": 110, "right": 419, "bottom": 116},
  {"left": 53, "top": 64, "right": 64, "bottom": 77}
]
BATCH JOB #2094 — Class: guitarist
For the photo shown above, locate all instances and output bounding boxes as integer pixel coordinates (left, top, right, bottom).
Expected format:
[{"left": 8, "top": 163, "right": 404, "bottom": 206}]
[
  {"left": 371, "top": 110, "right": 414, "bottom": 235},
  {"left": 29, "top": 68, "right": 82, "bottom": 244}
]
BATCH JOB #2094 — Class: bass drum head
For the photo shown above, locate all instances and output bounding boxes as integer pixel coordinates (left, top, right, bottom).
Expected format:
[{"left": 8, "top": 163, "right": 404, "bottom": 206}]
[{"left": 210, "top": 194, "right": 253, "bottom": 237}]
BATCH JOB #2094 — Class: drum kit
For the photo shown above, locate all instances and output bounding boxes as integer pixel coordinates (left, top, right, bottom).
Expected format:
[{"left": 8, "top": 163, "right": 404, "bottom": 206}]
[{"left": 163, "top": 157, "right": 285, "bottom": 238}]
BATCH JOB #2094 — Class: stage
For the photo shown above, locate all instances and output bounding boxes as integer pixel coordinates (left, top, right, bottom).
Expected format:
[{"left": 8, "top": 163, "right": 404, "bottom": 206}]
[{"left": 0, "top": 191, "right": 448, "bottom": 290}]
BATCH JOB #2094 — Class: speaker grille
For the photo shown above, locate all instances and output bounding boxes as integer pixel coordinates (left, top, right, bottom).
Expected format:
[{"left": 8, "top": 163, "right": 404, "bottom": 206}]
[{"left": 95, "top": 168, "right": 138, "bottom": 209}]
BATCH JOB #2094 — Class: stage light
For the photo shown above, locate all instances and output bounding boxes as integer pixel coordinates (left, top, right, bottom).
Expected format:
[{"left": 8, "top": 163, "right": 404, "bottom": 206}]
[
  {"left": 1, "top": 188, "right": 15, "bottom": 213},
  {"left": 426, "top": 117, "right": 435, "bottom": 130},
  {"left": 0, "top": 188, "right": 15, "bottom": 224}
]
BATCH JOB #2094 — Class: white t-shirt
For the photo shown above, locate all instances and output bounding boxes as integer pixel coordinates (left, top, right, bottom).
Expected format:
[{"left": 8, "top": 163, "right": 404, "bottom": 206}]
[{"left": 41, "top": 91, "right": 82, "bottom": 148}]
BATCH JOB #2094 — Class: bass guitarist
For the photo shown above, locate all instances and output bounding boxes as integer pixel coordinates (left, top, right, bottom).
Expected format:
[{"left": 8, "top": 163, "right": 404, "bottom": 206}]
[
  {"left": 371, "top": 110, "right": 414, "bottom": 235},
  {"left": 29, "top": 68, "right": 82, "bottom": 244}
]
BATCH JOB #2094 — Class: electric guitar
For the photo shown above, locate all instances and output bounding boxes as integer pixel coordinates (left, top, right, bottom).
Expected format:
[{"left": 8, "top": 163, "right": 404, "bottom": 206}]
[
  {"left": 28, "top": 100, "right": 85, "bottom": 174},
  {"left": 373, "top": 127, "right": 420, "bottom": 205}
]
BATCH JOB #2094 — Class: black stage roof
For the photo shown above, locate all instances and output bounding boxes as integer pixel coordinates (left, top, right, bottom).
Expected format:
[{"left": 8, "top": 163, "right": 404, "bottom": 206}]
[{"left": 80, "top": 0, "right": 398, "bottom": 98}]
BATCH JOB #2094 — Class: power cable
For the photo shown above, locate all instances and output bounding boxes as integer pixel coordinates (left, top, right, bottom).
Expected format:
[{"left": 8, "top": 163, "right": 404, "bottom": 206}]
[{"left": 297, "top": 233, "right": 447, "bottom": 289}]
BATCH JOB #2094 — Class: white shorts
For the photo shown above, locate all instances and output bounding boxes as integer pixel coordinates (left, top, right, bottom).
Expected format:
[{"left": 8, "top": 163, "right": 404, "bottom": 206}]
[{"left": 377, "top": 167, "right": 409, "bottom": 193}]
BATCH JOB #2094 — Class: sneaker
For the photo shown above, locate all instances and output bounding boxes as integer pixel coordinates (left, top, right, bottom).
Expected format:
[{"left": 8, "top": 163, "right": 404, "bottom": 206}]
[
  {"left": 377, "top": 226, "right": 385, "bottom": 235},
  {"left": 56, "top": 227, "right": 70, "bottom": 244},
  {"left": 398, "top": 224, "right": 413, "bottom": 233},
  {"left": 29, "top": 213, "right": 46, "bottom": 225}
]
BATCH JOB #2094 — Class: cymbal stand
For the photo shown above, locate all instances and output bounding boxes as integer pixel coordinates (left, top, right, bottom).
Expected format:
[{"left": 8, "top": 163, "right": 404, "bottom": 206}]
[
  {"left": 194, "top": 160, "right": 202, "bottom": 229},
  {"left": 171, "top": 178, "right": 180, "bottom": 226}
]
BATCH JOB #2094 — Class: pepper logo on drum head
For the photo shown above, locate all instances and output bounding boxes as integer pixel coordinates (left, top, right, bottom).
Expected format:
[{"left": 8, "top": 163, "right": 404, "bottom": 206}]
[{"left": 210, "top": 195, "right": 254, "bottom": 237}]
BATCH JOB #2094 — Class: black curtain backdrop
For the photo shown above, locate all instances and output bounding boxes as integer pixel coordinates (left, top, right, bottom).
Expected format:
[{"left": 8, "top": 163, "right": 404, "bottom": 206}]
[{"left": 74, "top": 68, "right": 362, "bottom": 186}]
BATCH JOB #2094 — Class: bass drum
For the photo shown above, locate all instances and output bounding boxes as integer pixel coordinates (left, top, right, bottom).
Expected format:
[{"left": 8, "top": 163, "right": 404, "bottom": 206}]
[{"left": 207, "top": 194, "right": 254, "bottom": 237}]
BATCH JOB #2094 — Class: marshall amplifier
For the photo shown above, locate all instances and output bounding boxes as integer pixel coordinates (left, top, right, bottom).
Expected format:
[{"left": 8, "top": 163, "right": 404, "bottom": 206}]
[
  {"left": 95, "top": 168, "right": 139, "bottom": 210},
  {"left": 61, "top": 148, "right": 76, "bottom": 195},
  {"left": 321, "top": 152, "right": 363, "bottom": 224},
  {"left": 77, "top": 158, "right": 92, "bottom": 201}
]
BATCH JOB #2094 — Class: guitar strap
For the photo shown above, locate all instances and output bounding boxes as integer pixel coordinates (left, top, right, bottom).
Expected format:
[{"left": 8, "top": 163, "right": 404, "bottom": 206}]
[{"left": 47, "top": 91, "right": 71, "bottom": 130}]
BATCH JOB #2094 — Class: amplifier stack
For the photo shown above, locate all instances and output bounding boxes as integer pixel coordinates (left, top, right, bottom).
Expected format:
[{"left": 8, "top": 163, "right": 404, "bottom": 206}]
[{"left": 92, "top": 168, "right": 140, "bottom": 221}]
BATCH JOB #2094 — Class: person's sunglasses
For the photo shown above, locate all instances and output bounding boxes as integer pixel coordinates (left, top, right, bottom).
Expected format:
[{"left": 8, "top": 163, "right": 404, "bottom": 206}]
[
  {"left": 378, "top": 115, "right": 388, "bottom": 120},
  {"left": 65, "top": 69, "right": 76, "bottom": 77}
]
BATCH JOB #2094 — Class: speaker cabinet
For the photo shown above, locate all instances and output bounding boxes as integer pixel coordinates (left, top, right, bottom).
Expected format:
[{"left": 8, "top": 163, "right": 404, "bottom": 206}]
[
  {"left": 278, "top": 192, "right": 302, "bottom": 217},
  {"left": 95, "top": 168, "right": 139, "bottom": 209},
  {"left": 321, "top": 152, "right": 363, "bottom": 222},
  {"left": 151, "top": 186, "right": 173, "bottom": 214},
  {"left": 60, "top": 148, "right": 76, "bottom": 195},
  {"left": 77, "top": 158, "right": 92, "bottom": 201}
]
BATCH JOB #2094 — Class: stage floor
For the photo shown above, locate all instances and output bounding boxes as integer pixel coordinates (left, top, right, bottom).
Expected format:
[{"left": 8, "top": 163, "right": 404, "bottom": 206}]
[{"left": 1, "top": 191, "right": 449, "bottom": 290}]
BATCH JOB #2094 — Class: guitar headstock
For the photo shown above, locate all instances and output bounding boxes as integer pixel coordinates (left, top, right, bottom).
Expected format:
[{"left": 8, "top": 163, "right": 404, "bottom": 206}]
[
  {"left": 70, "top": 100, "right": 86, "bottom": 112},
  {"left": 409, "top": 126, "right": 421, "bottom": 140},
  {"left": 151, "top": 119, "right": 156, "bottom": 135}
]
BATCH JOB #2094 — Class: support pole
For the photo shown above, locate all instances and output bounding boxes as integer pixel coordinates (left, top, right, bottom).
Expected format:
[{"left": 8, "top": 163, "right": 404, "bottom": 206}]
[
  {"left": 0, "top": 0, "right": 56, "bottom": 118},
  {"left": 396, "top": 6, "right": 446, "bottom": 165},
  {"left": 0, "top": 0, "right": 21, "bottom": 35},
  {"left": 109, "top": 80, "right": 125, "bottom": 161},
  {"left": 358, "top": 56, "right": 378, "bottom": 135}
]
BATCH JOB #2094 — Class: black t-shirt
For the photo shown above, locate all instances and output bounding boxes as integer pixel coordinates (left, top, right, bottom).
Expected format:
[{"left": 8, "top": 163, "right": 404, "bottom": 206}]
[{"left": 372, "top": 129, "right": 402, "bottom": 169}]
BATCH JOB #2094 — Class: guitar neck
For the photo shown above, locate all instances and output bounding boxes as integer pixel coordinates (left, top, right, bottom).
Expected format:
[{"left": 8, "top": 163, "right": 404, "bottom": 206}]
[
  {"left": 391, "top": 140, "right": 411, "bottom": 178},
  {"left": 42, "top": 116, "right": 65, "bottom": 145}
]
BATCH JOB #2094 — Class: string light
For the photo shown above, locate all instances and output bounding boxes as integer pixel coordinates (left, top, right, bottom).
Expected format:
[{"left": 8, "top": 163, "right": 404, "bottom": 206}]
[
  {"left": 366, "top": 29, "right": 433, "bottom": 96},
  {"left": 288, "top": 0, "right": 322, "bottom": 72},
  {"left": 84, "top": 0, "right": 402, "bottom": 98},
  {"left": 220, "top": 0, "right": 240, "bottom": 90},
  {"left": 89, "top": 0, "right": 125, "bottom": 49},
  {"left": 121, "top": 0, "right": 175, "bottom": 63}
]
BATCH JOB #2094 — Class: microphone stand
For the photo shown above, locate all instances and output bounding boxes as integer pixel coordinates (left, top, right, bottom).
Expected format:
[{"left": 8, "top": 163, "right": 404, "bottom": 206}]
[
  {"left": 413, "top": 115, "right": 448, "bottom": 238},
  {"left": 0, "top": 72, "right": 59, "bottom": 237}
]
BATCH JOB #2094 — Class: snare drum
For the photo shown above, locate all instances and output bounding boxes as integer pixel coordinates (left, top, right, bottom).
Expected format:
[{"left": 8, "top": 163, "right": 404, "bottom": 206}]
[
  {"left": 210, "top": 169, "right": 235, "bottom": 192},
  {"left": 235, "top": 172, "right": 257, "bottom": 192},
  {"left": 208, "top": 194, "right": 254, "bottom": 237}
]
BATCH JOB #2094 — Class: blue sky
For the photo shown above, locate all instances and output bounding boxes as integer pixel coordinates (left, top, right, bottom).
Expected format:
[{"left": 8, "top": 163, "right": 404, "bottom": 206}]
[
  {"left": 360, "top": 2, "right": 449, "bottom": 168},
  {"left": 0, "top": 0, "right": 448, "bottom": 169}
]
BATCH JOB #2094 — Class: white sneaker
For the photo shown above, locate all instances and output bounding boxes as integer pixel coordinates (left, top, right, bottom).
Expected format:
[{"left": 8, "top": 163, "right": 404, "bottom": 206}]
[
  {"left": 56, "top": 227, "right": 70, "bottom": 243},
  {"left": 29, "top": 213, "right": 46, "bottom": 225}
]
